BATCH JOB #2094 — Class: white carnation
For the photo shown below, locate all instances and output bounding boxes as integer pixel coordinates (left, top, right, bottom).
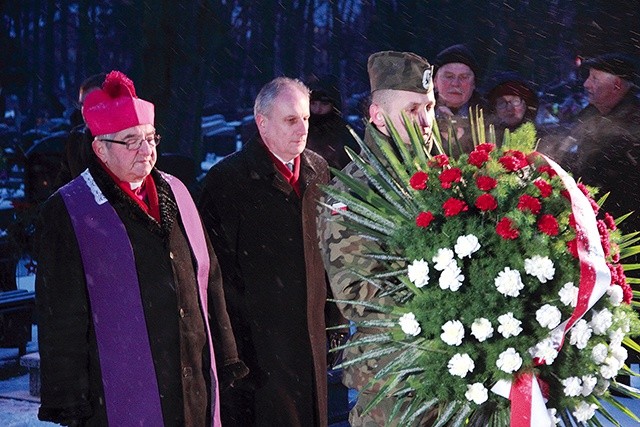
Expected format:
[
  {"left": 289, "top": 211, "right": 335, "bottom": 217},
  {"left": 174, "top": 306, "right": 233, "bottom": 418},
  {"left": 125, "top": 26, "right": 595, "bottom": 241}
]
[
  {"left": 607, "top": 285, "right": 624, "bottom": 306},
  {"left": 572, "top": 401, "right": 598, "bottom": 423},
  {"left": 524, "top": 255, "right": 555, "bottom": 283},
  {"left": 600, "top": 356, "right": 621, "bottom": 379},
  {"left": 591, "top": 343, "right": 608, "bottom": 364},
  {"left": 609, "top": 328, "right": 625, "bottom": 347},
  {"left": 589, "top": 308, "right": 613, "bottom": 335},
  {"left": 610, "top": 344, "right": 628, "bottom": 365},
  {"left": 497, "top": 312, "right": 523, "bottom": 338},
  {"left": 496, "top": 347, "right": 523, "bottom": 374},
  {"left": 548, "top": 408, "right": 560, "bottom": 425},
  {"left": 432, "top": 248, "right": 455, "bottom": 271},
  {"left": 530, "top": 338, "right": 558, "bottom": 365},
  {"left": 569, "top": 319, "right": 592, "bottom": 349},
  {"left": 398, "top": 312, "right": 421, "bottom": 336},
  {"left": 536, "top": 304, "right": 562, "bottom": 329},
  {"left": 562, "top": 376, "right": 582, "bottom": 397},
  {"left": 495, "top": 267, "right": 524, "bottom": 297},
  {"left": 407, "top": 259, "right": 430, "bottom": 287},
  {"left": 440, "top": 320, "right": 465, "bottom": 346},
  {"left": 558, "top": 282, "right": 578, "bottom": 307},
  {"left": 465, "top": 383, "right": 488, "bottom": 405},
  {"left": 439, "top": 264, "right": 464, "bottom": 291},
  {"left": 447, "top": 353, "right": 475, "bottom": 378},
  {"left": 470, "top": 318, "right": 494, "bottom": 342},
  {"left": 581, "top": 375, "right": 597, "bottom": 397},
  {"left": 454, "top": 234, "right": 481, "bottom": 258}
]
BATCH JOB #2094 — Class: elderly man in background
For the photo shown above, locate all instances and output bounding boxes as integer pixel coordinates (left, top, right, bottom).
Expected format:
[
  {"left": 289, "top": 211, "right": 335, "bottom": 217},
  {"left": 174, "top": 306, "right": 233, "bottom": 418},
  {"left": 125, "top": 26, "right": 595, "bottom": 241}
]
[
  {"left": 318, "top": 51, "right": 436, "bottom": 426},
  {"left": 433, "top": 44, "right": 485, "bottom": 154},
  {"left": 36, "top": 70, "right": 246, "bottom": 426},
  {"left": 561, "top": 53, "right": 640, "bottom": 229},
  {"left": 198, "top": 77, "right": 330, "bottom": 426}
]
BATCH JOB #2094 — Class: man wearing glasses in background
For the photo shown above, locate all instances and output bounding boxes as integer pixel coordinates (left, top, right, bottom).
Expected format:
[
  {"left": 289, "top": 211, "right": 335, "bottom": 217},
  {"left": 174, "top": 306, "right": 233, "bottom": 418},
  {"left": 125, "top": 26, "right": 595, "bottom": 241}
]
[{"left": 36, "top": 70, "right": 247, "bottom": 426}]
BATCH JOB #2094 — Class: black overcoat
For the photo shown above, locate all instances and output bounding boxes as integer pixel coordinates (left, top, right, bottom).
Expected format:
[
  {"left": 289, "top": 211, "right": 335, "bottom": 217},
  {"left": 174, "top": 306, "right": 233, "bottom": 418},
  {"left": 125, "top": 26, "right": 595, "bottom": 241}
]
[
  {"left": 198, "top": 136, "right": 330, "bottom": 427},
  {"left": 36, "top": 161, "right": 245, "bottom": 426}
]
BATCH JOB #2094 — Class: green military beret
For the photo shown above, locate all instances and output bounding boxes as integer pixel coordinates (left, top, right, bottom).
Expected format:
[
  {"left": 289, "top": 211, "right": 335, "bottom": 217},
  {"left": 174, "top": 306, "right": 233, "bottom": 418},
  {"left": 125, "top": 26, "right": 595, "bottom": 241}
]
[{"left": 367, "top": 51, "right": 433, "bottom": 94}]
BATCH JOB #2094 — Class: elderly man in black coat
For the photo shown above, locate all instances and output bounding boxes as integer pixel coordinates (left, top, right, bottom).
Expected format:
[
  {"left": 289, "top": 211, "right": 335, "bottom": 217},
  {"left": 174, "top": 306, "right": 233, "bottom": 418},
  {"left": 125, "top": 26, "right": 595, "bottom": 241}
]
[
  {"left": 198, "top": 77, "right": 330, "bottom": 427},
  {"left": 36, "top": 70, "right": 246, "bottom": 426}
]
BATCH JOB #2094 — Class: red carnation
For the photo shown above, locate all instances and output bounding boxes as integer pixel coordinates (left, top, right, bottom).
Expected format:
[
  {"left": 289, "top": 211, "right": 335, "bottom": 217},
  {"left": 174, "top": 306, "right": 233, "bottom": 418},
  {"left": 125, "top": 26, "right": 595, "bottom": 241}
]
[
  {"left": 475, "top": 193, "right": 497, "bottom": 211},
  {"left": 576, "top": 182, "right": 590, "bottom": 197},
  {"left": 410, "top": 171, "right": 429, "bottom": 190},
  {"left": 538, "top": 214, "right": 559, "bottom": 236},
  {"left": 439, "top": 168, "right": 462, "bottom": 189},
  {"left": 604, "top": 212, "right": 617, "bottom": 230},
  {"left": 496, "top": 217, "right": 519, "bottom": 239},
  {"left": 476, "top": 143, "right": 495, "bottom": 153},
  {"left": 566, "top": 238, "right": 579, "bottom": 258},
  {"left": 568, "top": 213, "right": 576, "bottom": 229},
  {"left": 442, "top": 198, "right": 468, "bottom": 217},
  {"left": 476, "top": 175, "right": 497, "bottom": 191},
  {"left": 623, "top": 284, "right": 633, "bottom": 304},
  {"left": 498, "top": 150, "right": 527, "bottom": 172},
  {"left": 468, "top": 149, "right": 490, "bottom": 168},
  {"left": 517, "top": 194, "right": 541, "bottom": 214},
  {"left": 534, "top": 178, "right": 553, "bottom": 198},
  {"left": 560, "top": 190, "right": 570, "bottom": 200},
  {"left": 537, "top": 165, "right": 557, "bottom": 177},
  {"left": 597, "top": 220, "right": 611, "bottom": 258},
  {"left": 429, "top": 154, "right": 449, "bottom": 168},
  {"left": 589, "top": 198, "right": 600, "bottom": 215},
  {"left": 416, "top": 211, "right": 435, "bottom": 228}
]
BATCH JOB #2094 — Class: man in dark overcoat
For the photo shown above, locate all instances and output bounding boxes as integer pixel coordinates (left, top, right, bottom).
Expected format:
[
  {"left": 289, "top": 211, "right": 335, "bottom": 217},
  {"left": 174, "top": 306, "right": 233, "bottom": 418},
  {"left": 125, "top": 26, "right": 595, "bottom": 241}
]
[
  {"left": 36, "top": 70, "right": 247, "bottom": 426},
  {"left": 565, "top": 53, "right": 640, "bottom": 234},
  {"left": 198, "top": 77, "right": 330, "bottom": 426}
]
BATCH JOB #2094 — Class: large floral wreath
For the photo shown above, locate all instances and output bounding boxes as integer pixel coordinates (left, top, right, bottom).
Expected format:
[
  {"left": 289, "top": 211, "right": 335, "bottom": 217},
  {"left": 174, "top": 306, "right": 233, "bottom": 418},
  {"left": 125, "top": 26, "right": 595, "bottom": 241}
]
[{"left": 324, "top": 115, "right": 640, "bottom": 426}]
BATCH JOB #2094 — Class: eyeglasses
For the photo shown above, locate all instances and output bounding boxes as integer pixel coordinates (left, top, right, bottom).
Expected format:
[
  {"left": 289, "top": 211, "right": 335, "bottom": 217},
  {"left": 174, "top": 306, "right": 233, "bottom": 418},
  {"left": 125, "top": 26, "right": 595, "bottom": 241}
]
[
  {"left": 100, "top": 134, "right": 161, "bottom": 151},
  {"left": 496, "top": 97, "right": 524, "bottom": 110}
]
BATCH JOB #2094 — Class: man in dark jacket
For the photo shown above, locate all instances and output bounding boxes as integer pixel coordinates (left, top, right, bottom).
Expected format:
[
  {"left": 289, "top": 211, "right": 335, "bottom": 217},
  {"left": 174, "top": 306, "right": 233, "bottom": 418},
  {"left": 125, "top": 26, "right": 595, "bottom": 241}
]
[
  {"left": 565, "top": 53, "right": 640, "bottom": 233},
  {"left": 36, "top": 70, "right": 246, "bottom": 426},
  {"left": 54, "top": 73, "right": 106, "bottom": 189},
  {"left": 306, "top": 74, "right": 359, "bottom": 172},
  {"left": 198, "top": 77, "right": 330, "bottom": 427}
]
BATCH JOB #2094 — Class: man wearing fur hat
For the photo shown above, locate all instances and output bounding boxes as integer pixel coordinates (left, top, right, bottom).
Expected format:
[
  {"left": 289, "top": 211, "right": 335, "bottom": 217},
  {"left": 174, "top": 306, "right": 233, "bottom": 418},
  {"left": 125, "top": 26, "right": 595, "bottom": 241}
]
[
  {"left": 433, "top": 44, "right": 486, "bottom": 154},
  {"left": 36, "top": 70, "right": 247, "bottom": 426},
  {"left": 317, "top": 51, "right": 436, "bottom": 426}
]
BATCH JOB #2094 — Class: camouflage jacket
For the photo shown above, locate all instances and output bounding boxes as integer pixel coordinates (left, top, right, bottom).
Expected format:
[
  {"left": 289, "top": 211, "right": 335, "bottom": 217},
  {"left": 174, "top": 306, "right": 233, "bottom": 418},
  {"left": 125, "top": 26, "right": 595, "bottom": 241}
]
[{"left": 317, "top": 126, "right": 402, "bottom": 392}]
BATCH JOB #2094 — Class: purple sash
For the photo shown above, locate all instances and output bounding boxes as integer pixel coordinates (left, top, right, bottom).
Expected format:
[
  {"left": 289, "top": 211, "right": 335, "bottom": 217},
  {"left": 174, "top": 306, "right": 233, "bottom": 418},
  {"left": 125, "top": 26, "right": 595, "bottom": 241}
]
[
  {"left": 61, "top": 171, "right": 220, "bottom": 426},
  {"left": 60, "top": 171, "right": 163, "bottom": 425}
]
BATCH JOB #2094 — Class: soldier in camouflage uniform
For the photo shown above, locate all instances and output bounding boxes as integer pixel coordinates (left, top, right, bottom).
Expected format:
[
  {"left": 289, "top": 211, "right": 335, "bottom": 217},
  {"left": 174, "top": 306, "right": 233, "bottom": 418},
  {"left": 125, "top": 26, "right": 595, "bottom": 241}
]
[{"left": 317, "top": 51, "right": 436, "bottom": 426}]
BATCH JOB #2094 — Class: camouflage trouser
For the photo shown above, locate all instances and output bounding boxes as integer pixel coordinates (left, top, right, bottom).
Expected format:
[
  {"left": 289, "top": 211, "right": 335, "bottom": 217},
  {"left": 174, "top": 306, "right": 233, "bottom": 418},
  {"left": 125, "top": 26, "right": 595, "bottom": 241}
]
[{"left": 349, "top": 391, "right": 435, "bottom": 427}]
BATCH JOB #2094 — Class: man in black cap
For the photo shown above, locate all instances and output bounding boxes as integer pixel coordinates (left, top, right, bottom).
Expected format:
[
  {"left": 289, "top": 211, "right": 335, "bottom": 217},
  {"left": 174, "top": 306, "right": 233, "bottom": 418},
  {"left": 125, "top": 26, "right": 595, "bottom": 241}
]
[
  {"left": 565, "top": 53, "right": 640, "bottom": 229},
  {"left": 433, "top": 44, "right": 485, "bottom": 154},
  {"left": 317, "top": 51, "right": 436, "bottom": 426}
]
